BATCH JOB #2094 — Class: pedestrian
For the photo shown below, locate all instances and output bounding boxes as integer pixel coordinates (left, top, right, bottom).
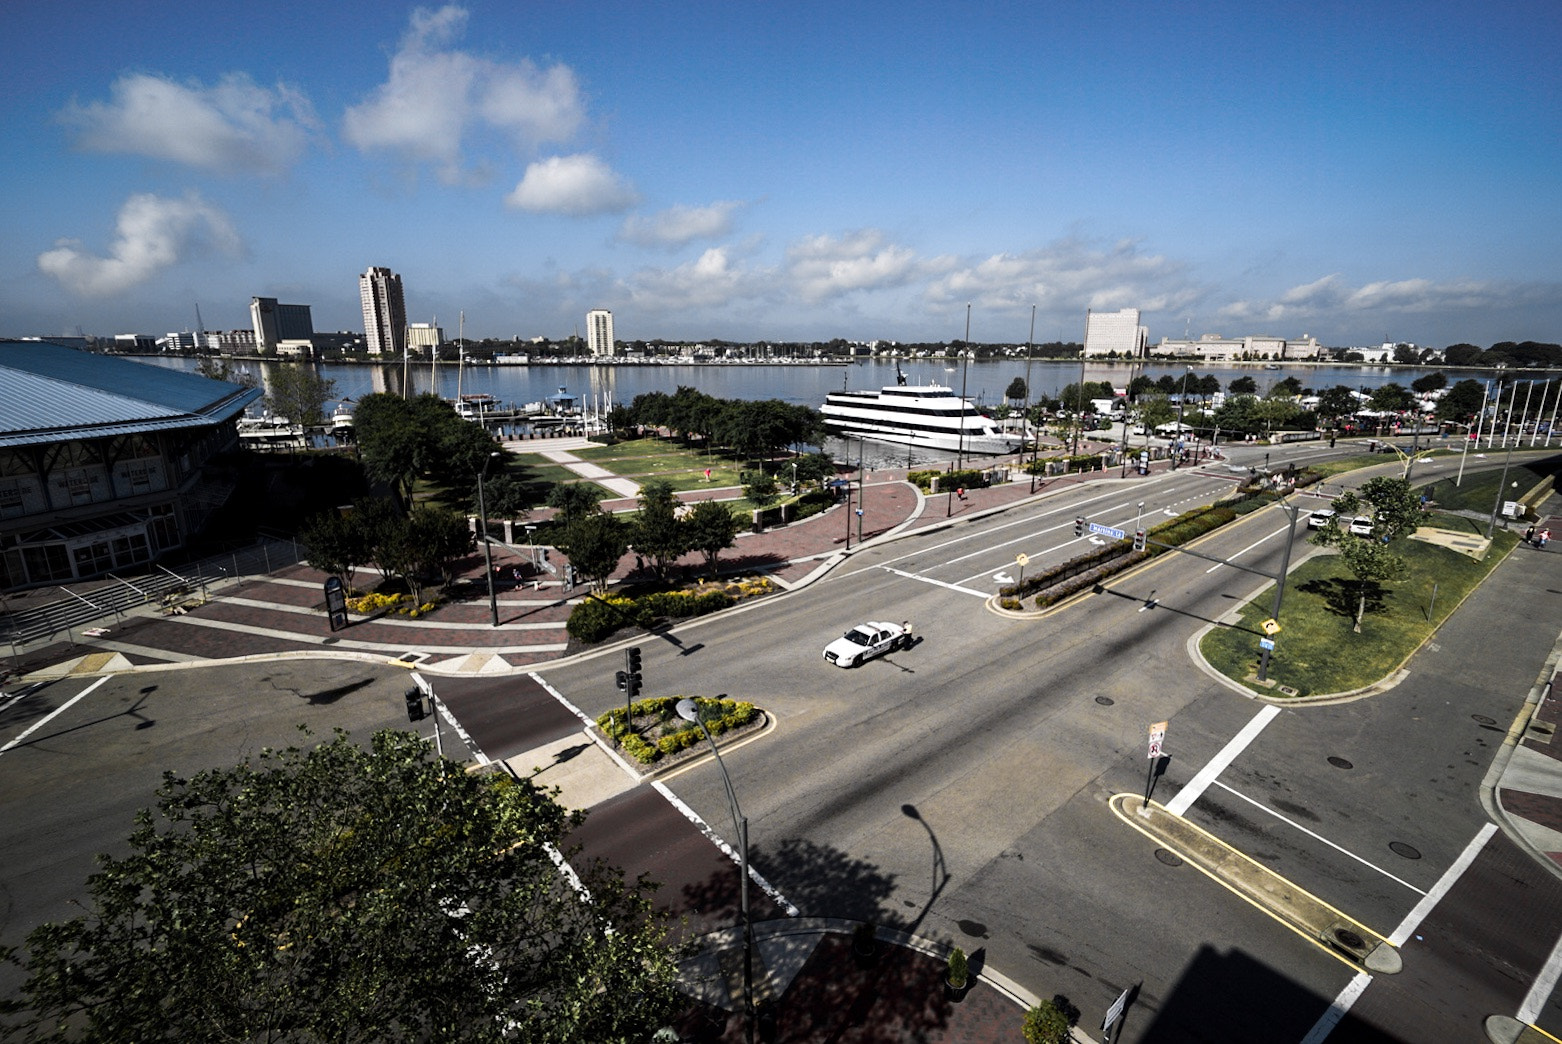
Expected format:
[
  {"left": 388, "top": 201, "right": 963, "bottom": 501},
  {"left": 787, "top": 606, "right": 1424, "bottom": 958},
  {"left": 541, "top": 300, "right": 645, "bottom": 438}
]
[
  {"left": 1541, "top": 529, "right": 1552, "bottom": 549},
  {"left": 1525, "top": 525, "right": 1535, "bottom": 545}
]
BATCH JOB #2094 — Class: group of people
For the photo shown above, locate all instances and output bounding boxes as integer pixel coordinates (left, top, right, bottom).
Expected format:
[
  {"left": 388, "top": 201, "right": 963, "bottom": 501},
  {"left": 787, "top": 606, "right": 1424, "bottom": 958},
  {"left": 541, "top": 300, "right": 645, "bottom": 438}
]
[{"left": 1525, "top": 525, "right": 1552, "bottom": 549}]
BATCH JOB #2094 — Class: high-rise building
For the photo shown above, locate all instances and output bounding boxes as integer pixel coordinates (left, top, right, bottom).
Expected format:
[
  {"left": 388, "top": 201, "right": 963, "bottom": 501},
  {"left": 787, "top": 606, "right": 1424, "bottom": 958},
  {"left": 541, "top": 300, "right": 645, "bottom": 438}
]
[
  {"left": 250, "top": 297, "right": 315, "bottom": 356},
  {"left": 360, "top": 267, "right": 408, "bottom": 357},
  {"left": 1083, "top": 307, "right": 1146, "bottom": 358},
  {"left": 586, "top": 309, "right": 615, "bottom": 356}
]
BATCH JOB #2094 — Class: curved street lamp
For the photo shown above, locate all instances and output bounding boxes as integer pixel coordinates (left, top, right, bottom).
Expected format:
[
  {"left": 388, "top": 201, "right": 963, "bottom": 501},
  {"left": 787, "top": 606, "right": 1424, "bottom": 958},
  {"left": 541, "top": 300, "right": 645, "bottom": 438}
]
[{"left": 675, "top": 697, "right": 754, "bottom": 1044}]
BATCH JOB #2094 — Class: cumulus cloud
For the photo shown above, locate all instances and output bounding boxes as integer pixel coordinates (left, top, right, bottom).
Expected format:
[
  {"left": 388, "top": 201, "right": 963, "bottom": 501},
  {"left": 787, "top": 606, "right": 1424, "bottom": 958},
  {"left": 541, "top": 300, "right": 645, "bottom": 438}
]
[
  {"left": 624, "top": 247, "right": 774, "bottom": 312},
  {"left": 619, "top": 201, "right": 743, "bottom": 248},
  {"left": 786, "top": 229, "right": 928, "bottom": 301},
  {"left": 1217, "top": 274, "right": 1522, "bottom": 326},
  {"left": 343, "top": 4, "right": 586, "bottom": 182},
  {"left": 924, "top": 237, "right": 1198, "bottom": 317},
  {"left": 505, "top": 154, "right": 638, "bottom": 215},
  {"left": 37, "top": 192, "right": 242, "bottom": 296},
  {"left": 59, "top": 72, "right": 318, "bottom": 174}
]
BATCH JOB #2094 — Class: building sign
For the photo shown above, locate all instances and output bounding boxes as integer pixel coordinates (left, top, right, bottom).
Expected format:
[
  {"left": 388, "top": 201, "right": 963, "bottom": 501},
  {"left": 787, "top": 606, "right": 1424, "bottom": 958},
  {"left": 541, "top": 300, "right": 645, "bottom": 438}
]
[{"left": 324, "top": 576, "right": 349, "bottom": 632}]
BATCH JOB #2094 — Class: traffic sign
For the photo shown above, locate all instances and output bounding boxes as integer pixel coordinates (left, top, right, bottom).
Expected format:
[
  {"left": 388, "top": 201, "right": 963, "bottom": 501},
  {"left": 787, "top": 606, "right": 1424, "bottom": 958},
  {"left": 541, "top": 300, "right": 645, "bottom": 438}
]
[
  {"left": 1148, "top": 721, "right": 1167, "bottom": 759},
  {"left": 1089, "top": 522, "right": 1126, "bottom": 541},
  {"left": 1261, "top": 618, "right": 1281, "bottom": 635},
  {"left": 1259, "top": 637, "right": 1275, "bottom": 651},
  {"left": 1015, "top": 553, "right": 1030, "bottom": 567}
]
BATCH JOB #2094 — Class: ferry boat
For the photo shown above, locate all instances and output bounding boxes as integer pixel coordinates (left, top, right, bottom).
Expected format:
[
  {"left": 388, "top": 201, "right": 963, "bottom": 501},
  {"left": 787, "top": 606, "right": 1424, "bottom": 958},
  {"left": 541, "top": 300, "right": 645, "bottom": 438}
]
[
  {"left": 329, "top": 398, "right": 355, "bottom": 433},
  {"left": 821, "top": 379, "right": 1024, "bottom": 455}
]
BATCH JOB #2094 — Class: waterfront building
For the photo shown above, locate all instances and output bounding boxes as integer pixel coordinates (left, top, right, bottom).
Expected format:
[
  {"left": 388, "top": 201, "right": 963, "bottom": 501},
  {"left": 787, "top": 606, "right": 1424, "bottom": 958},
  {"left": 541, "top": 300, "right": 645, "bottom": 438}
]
[
  {"left": 359, "top": 266, "right": 408, "bottom": 357},
  {"left": 0, "top": 340, "right": 260, "bottom": 588},
  {"left": 407, "top": 322, "right": 444, "bottom": 353},
  {"left": 250, "top": 297, "right": 315, "bottom": 357},
  {"left": 587, "top": 309, "right": 615, "bottom": 356},
  {"left": 1083, "top": 308, "right": 1147, "bottom": 358},
  {"left": 1149, "top": 334, "right": 1323, "bottom": 362}
]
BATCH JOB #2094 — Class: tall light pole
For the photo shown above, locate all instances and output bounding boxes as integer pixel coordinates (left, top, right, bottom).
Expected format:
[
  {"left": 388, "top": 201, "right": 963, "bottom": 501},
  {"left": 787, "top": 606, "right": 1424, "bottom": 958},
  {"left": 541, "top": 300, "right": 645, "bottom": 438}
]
[
  {"left": 476, "top": 451, "right": 500, "bottom": 626},
  {"left": 676, "top": 698, "right": 754, "bottom": 1044},
  {"left": 1173, "top": 367, "right": 1193, "bottom": 469},
  {"left": 956, "top": 302, "right": 971, "bottom": 474},
  {"left": 1025, "top": 304, "right": 1038, "bottom": 493}
]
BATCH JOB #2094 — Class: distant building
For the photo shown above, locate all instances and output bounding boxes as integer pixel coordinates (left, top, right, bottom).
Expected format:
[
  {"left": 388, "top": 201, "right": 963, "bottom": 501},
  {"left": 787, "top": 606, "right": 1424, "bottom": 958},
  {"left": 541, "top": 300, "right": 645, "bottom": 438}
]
[
  {"left": 1083, "top": 308, "right": 1147, "bottom": 358},
  {"left": 114, "top": 334, "right": 159, "bottom": 353},
  {"left": 407, "top": 322, "right": 444, "bottom": 352},
  {"left": 214, "top": 329, "right": 257, "bottom": 354},
  {"left": 250, "top": 297, "right": 314, "bottom": 357},
  {"left": 360, "top": 267, "right": 408, "bottom": 357},
  {"left": 1149, "top": 334, "right": 1323, "bottom": 361},
  {"left": 0, "top": 340, "right": 261, "bottom": 588},
  {"left": 586, "top": 309, "right": 615, "bottom": 356}
]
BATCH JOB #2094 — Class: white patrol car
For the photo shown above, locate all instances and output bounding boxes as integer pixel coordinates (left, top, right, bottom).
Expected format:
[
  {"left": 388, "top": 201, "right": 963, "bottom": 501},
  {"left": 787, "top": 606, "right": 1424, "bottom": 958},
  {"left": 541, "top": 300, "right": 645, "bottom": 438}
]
[{"left": 823, "top": 621, "right": 911, "bottom": 668}]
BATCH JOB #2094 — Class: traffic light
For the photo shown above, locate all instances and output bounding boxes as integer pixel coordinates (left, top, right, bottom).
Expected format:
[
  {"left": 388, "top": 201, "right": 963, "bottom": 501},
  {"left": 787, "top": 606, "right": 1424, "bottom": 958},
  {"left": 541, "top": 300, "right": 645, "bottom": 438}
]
[
  {"left": 1133, "top": 529, "right": 1146, "bottom": 551},
  {"left": 615, "top": 670, "right": 628, "bottom": 693},
  {"left": 625, "top": 647, "right": 643, "bottom": 700},
  {"left": 1074, "top": 516, "right": 1085, "bottom": 537},
  {"left": 404, "top": 687, "right": 426, "bottom": 722}
]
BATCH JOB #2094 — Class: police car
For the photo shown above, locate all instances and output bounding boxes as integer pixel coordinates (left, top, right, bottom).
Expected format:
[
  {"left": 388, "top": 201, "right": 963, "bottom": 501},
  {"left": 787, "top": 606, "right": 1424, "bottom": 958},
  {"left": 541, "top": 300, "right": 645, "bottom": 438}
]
[{"left": 823, "top": 621, "right": 911, "bottom": 668}]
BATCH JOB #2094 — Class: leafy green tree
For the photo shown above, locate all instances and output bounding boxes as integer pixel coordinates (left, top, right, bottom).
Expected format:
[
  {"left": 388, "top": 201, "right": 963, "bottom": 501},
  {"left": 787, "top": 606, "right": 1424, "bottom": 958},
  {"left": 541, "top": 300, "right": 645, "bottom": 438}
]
[
  {"left": 684, "top": 499, "right": 742, "bottom": 576},
  {"left": 1005, "top": 376, "right": 1028, "bottom": 402},
  {"left": 1256, "top": 395, "right": 1302, "bottom": 436},
  {"left": 1271, "top": 376, "right": 1303, "bottom": 397},
  {"left": 1442, "top": 343, "right": 1484, "bottom": 367},
  {"left": 1212, "top": 394, "right": 1264, "bottom": 437},
  {"left": 298, "top": 508, "right": 369, "bottom": 588},
  {"left": 545, "top": 482, "right": 604, "bottom": 526},
  {"left": 790, "top": 451, "right": 835, "bottom": 485},
  {"left": 404, "top": 504, "right": 475, "bottom": 594},
  {"left": 744, "top": 471, "right": 779, "bottom": 507},
  {"left": 1436, "top": 379, "right": 1487, "bottom": 425},
  {"left": 1411, "top": 371, "right": 1448, "bottom": 393},
  {"left": 1229, "top": 375, "right": 1258, "bottom": 395},
  {"left": 1311, "top": 477, "right": 1422, "bottom": 632},
  {"left": 475, "top": 473, "right": 531, "bottom": 521},
  {"left": 264, "top": 362, "right": 338, "bottom": 428},
  {"left": 1, "top": 729, "right": 680, "bottom": 1043},
  {"left": 1369, "top": 383, "right": 1414, "bottom": 413},
  {"left": 354, "top": 393, "right": 453, "bottom": 506},
  {"left": 1315, "top": 386, "right": 1358, "bottom": 427},
  {"left": 554, "top": 511, "right": 628, "bottom": 594},
  {"left": 632, "top": 480, "right": 689, "bottom": 581}
]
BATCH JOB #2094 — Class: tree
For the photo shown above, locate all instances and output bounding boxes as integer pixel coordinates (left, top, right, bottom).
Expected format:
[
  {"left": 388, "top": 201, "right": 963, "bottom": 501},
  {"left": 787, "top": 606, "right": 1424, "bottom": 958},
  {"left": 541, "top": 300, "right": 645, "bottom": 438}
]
[
  {"left": 1310, "top": 477, "right": 1421, "bottom": 632},
  {"left": 685, "top": 499, "right": 741, "bottom": 576},
  {"left": 298, "top": 508, "right": 368, "bottom": 588},
  {"left": 264, "top": 363, "right": 338, "bottom": 428},
  {"left": 553, "top": 511, "right": 628, "bottom": 594},
  {"left": 744, "top": 471, "right": 779, "bottom": 507},
  {"left": 1315, "top": 386, "right": 1358, "bottom": 426},
  {"left": 355, "top": 393, "right": 455, "bottom": 506},
  {"left": 1411, "top": 371, "right": 1448, "bottom": 394},
  {"left": 632, "top": 480, "right": 689, "bottom": 581},
  {"left": 2, "top": 729, "right": 680, "bottom": 1043},
  {"left": 1271, "top": 376, "right": 1303, "bottom": 397},
  {"left": 1229, "top": 375, "right": 1258, "bottom": 395},
  {"left": 1369, "top": 383, "right": 1414, "bottom": 413},
  {"left": 545, "top": 482, "right": 604, "bottom": 526},
  {"left": 1436, "top": 379, "right": 1487, "bottom": 425},
  {"left": 404, "top": 504, "right": 475, "bottom": 593},
  {"left": 1005, "top": 376, "right": 1028, "bottom": 402}
]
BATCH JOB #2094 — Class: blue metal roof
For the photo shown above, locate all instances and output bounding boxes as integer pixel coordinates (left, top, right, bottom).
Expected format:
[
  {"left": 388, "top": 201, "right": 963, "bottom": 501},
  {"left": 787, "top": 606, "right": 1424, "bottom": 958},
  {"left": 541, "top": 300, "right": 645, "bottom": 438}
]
[{"left": 0, "top": 341, "right": 262, "bottom": 448}]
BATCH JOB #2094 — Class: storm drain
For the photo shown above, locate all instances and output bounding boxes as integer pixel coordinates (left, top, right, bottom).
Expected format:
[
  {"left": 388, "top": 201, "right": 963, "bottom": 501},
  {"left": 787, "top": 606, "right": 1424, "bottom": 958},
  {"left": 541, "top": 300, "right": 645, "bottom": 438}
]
[{"left": 1322, "top": 922, "right": 1372, "bottom": 962}]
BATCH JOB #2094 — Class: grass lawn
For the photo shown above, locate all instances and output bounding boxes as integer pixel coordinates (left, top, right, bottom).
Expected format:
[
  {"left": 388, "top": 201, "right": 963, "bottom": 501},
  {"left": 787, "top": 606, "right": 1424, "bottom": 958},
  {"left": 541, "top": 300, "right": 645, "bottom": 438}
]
[
  {"left": 1416, "top": 459, "right": 1560, "bottom": 514},
  {"left": 533, "top": 436, "right": 802, "bottom": 493},
  {"left": 1199, "top": 524, "right": 1521, "bottom": 697}
]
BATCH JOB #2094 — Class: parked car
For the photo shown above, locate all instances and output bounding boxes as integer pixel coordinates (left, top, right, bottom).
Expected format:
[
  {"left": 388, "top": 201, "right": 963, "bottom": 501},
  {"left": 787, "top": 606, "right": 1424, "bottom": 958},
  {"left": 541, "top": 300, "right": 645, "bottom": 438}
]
[
  {"left": 1348, "top": 516, "right": 1375, "bottom": 536},
  {"left": 1307, "top": 508, "right": 1337, "bottom": 529},
  {"left": 823, "top": 621, "right": 910, "bottom": 667}
]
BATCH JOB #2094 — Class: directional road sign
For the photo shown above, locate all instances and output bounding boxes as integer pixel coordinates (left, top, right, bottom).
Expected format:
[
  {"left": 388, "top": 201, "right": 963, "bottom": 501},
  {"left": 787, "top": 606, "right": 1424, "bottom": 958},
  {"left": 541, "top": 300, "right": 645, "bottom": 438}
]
[{"left": 1089, "top": 522, "right": 1126, "bottom": 541}]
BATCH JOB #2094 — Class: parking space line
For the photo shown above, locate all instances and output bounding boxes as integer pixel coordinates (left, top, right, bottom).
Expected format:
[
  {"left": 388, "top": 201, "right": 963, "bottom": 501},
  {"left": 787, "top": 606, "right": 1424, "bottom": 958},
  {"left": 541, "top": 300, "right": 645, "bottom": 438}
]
[
  {"left": 1165, "top": 704, "right": 1281, "bottom": 816},
  {"left": 0, "top": 677, "right": 109, "bottom": 756},
  {"left": 1210, "top": 780, "right": 1425, "bottom": 895}
]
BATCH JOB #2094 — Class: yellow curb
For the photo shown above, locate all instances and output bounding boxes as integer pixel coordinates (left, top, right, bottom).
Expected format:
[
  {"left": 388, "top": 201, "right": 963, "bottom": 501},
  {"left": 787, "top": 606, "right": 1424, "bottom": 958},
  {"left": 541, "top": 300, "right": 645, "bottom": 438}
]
[{"left": 1109, "top": 793, "right": 1400, "bottom": 974}]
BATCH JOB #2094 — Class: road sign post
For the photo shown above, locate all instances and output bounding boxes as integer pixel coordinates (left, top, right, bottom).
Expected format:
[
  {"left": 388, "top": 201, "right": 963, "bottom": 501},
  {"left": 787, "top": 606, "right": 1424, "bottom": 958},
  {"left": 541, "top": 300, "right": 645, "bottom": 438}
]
[
  {"left": 1144, "top": 721, "right": 1167, "bottom": 810},
  {"left": 1103, "top": 985, "right": 1131, "bottom": 1041}
]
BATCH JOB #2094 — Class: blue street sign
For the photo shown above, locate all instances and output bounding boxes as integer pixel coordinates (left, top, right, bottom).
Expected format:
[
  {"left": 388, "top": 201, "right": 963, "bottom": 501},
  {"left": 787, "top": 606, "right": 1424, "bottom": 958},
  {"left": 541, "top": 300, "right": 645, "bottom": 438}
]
[
  {"left": 1259, "top": 637, "right": 1275, "bottom": 650},
  {"left": 1088, "top": 522, "right": 1127, "bottom": 540}
]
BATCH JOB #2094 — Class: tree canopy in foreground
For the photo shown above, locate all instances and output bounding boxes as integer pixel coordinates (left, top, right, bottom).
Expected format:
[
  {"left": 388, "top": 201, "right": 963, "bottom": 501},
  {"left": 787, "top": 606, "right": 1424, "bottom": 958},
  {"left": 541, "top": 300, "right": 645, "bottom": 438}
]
[{"left": 3, "top": 729, "right": 681, "bottom": 1043}]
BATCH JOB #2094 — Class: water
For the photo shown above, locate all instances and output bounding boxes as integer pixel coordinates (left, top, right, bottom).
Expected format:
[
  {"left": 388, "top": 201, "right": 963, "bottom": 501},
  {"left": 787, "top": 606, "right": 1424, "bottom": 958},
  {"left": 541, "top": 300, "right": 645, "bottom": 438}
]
[{"left": 142, "top": 354, "right": 1480, "bottom": 469}]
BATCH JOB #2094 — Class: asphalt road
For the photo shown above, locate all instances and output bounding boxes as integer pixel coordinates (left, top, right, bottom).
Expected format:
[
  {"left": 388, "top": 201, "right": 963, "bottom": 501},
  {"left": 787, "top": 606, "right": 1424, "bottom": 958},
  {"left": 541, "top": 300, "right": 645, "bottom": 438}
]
[{"left": 535, "top": 447, "right": 1562, "bottom": 1041}]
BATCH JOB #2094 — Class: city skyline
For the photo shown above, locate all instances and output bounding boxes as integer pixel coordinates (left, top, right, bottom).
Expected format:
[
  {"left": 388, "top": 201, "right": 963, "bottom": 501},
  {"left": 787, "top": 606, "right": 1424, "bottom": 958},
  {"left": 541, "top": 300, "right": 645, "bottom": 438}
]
[{"left": 4, "top": 1, "right": 1560, "bottom": 348}]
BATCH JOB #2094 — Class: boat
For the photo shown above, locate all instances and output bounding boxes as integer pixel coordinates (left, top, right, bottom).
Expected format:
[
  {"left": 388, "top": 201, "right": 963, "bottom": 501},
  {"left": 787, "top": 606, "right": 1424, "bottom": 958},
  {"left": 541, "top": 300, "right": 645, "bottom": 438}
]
[
  {"left": 330, "top": 398, "right": 354, "bottom": 432},
  {"left": 453, "top": 393, "right": 498, "bottom": 420},
  {"left": 821, "top": 381, "right": 1025, "bottom": 454}
]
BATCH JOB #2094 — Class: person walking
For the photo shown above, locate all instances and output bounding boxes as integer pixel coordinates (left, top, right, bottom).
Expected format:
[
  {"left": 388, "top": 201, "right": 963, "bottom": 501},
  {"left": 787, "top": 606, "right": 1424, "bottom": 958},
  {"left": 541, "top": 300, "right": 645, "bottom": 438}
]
[
  {"left": 1540, "top": 528, "right": 1552, "bottom": 550},
  {"left": 1525, "top": 525, "right": 1536, "bottom": 545}
]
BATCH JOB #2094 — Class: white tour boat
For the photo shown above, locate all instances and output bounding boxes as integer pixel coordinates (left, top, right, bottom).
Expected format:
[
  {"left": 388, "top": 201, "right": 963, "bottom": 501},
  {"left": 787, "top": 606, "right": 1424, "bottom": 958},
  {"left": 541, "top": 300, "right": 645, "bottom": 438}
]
[{"left": 821, "top": 378, "right": 1024, "bottom": 454}]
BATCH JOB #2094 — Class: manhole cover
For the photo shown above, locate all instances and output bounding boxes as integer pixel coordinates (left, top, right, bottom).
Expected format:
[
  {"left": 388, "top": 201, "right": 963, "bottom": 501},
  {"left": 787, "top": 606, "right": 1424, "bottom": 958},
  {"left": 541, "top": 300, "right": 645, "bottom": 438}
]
[
  {"left": 1333, "top": 928, "right": 1366, "bottom": 950},
  {"left": 1327, "top": 756, "right": 1354, "bottom": 770},
  {"left": 1388, "top": 841, "right": 1422, "bottom": 860},
  {"left": 1153, "top": 848, "right": 1183, "bottom": 867},
  {"left": 1095, "top": 696, "right": 1115, "bottom": 706},
  {"left": 1472, "top": 714, "right": 1497, "bottom": 725}
]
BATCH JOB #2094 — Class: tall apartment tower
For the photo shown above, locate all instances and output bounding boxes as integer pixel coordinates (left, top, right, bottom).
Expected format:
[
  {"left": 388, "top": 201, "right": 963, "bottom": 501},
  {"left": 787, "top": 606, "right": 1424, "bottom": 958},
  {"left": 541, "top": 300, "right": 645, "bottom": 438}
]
[
  {"left": 360, "top": 267, "right": 408, "bottom": 357},
  {"left": 586, "top": 309, "right": 615, "bottom": 356},
  {"left": 1083, "top": 307, "right": 1147, "bottom": 358}
]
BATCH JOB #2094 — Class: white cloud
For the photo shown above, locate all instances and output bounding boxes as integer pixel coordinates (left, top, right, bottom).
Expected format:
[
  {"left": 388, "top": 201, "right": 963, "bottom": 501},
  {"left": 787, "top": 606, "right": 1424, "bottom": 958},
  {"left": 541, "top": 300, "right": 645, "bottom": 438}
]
[
  {"left": 505, "top": 154, "right": 638, "bottom": 216},
  {"left": 37, "top": 193, "right": 242, "bottom": 296},
  {"left": 59, "top": 72, "right": 317, "bottom": 174},
  {"left": 925, "top": 237, "right": 1197, "bottom": 318},
  {"left": 343, "top": 5, "right": 586, "bottom": 182},
  {"left": 1217, "top": 274, "right": 1523, "bottom": 327},
  {"left": 625, "top": 247, "right": 773, "bottom": 312},
  {"left": 786, "top": 230, "right": 926, "bottom": 301},
  {"left": 619, "top": 201, "right": 744, "bottom": 247}
]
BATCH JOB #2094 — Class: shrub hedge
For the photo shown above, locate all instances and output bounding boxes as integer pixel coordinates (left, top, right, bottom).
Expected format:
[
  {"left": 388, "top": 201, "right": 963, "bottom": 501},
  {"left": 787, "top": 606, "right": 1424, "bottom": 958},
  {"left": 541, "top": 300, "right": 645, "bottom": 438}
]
[
  {"left": 566, "top": 588, "right": 737, "bottom": 643},
  {"left": 597, "top": 695, "right": 761, "bottom": 764}
]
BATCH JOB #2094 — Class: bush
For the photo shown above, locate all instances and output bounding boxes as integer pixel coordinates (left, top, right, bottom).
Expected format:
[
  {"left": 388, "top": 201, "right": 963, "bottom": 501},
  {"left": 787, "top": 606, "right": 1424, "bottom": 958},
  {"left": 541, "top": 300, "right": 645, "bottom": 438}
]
[
  {"left": 565, "top": 595, "right": 653, "bottom": 643},
  {"left": 1022, "top": 999, "right": 1072, "bottom": 1044},
  {"left": 596, "top": 696, "right": 760, "bottom": 765}
]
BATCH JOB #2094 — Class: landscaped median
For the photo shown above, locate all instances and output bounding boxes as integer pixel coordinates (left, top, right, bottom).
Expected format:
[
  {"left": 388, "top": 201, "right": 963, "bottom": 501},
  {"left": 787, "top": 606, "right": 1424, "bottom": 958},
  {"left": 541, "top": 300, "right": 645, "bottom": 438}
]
[
  {"left": 596, "top": 695, "right": 763, "bottom": 769},
  {"left": 1200, "top": 512, "right": 1521, "bottom": 699}
]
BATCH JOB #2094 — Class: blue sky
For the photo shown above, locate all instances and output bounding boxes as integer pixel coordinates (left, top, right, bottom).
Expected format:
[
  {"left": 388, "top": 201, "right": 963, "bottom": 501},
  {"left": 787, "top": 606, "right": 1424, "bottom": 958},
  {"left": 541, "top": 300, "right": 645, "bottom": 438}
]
[{"left": 4, "top": 0, "right": 1560, "bottom": 347}]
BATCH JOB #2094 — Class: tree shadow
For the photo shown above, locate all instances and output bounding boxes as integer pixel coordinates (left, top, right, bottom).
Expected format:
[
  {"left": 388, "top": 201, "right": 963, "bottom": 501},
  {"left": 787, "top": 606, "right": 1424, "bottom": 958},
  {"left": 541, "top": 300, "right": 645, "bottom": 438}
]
[{"left": 1296, "top": 577, "right": 1390, "bottom": 619}]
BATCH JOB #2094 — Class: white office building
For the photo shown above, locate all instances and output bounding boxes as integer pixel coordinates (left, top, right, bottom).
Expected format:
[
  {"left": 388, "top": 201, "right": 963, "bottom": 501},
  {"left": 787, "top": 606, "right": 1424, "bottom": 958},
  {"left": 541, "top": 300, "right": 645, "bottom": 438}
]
[
  {"left": 586, "top": 309, "right": 615, "bottom": 356},
  {"left": 1083, "top": 308, "right": 1147, "bottom": 358},
  {"left": 360, "top": 267, "right": 408, "bottom": 357}
]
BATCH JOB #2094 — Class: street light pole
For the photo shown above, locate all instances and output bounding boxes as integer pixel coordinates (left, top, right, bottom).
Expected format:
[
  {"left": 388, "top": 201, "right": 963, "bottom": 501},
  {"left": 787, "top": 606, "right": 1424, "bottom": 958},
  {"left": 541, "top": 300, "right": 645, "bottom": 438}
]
[
  {"left": 676, "top": 699, "right": 753, "bottom": 1044},
  {"left": 476, "top": 451, "right": 500, "bottom": 627},
  {"left": 1256, "top": 501, "right": 1301, "bottom": 683}
]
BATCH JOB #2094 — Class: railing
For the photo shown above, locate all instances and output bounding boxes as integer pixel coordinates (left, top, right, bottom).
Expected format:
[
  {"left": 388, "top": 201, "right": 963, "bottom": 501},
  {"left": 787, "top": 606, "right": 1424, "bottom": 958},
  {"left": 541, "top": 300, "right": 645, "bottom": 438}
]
[{"left": 1, "top": 536, "right": 306, "bottom": 649}]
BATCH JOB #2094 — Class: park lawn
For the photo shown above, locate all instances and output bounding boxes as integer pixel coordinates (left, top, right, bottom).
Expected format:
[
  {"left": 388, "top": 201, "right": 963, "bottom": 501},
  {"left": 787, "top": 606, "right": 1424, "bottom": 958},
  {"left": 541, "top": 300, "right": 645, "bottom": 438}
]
[
  {"left": 1200, "top": 526, "right": 1520, "bottom": 697},
  {"left": 1416, "top": 460, "right": 1559, "bottom": 514}
]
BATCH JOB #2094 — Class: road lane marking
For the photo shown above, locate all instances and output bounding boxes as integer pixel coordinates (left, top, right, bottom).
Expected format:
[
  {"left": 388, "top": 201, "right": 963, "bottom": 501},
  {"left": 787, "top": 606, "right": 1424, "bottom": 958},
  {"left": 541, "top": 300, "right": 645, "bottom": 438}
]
[
  {"left": 0, "top": 676, "right": 110, "bottom": 756},
  {"left": 880, "top": 566, "right": 990, "bottom": 598},
  {"left": 652, "top": 780, "right": 800, "bottom": 917},
  {"left": 1204, "top": 522, "right": 1294, "bottom": 572},
  {"left": 1300, "top": 823, "right": 1496, "bottom": 1043},
  {"left": 1164, "top": 704, "right": 1281, "bottom": 816},
  {"left": 1210, "top": 780, "right": 1425, "bottom": 895},
  {"left": 1520, "top": 930, "right": 1562, "bottom": 1025}
]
